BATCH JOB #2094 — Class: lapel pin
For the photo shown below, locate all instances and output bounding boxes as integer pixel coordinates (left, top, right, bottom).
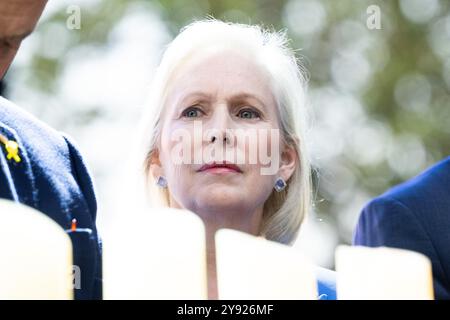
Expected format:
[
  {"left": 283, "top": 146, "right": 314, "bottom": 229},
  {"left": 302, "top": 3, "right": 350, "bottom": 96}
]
[{"left": 0, "top": 133, "right": 22, "bottom": 163}]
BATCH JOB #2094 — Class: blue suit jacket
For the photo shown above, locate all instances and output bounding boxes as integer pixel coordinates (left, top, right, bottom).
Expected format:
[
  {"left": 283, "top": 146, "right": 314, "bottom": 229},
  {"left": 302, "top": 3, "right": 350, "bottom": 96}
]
[
  {"left": 0, "top": 96, "right": 102, "bottom": 299},
  {"left": 353, "top": 157, "right": 450, "bottom": 300}
]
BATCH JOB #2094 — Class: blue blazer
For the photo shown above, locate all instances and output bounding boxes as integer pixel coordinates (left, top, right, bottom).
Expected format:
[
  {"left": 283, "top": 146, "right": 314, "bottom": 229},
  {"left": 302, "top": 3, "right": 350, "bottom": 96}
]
[
  {"left": 0, "top": 96, "right": 102, "bottom": 300},
  {"left": 353, "top": 157, "right": 450, "bottom": 300}
]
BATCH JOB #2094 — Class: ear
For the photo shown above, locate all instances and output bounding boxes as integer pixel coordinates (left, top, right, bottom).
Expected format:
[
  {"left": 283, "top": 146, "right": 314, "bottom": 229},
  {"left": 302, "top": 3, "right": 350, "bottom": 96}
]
[
  {"left": 148, "top": 148, "right": 164, "bottom": 181},
  {"left": 278, "top": 143, "right": 297, "bottom": 182}
]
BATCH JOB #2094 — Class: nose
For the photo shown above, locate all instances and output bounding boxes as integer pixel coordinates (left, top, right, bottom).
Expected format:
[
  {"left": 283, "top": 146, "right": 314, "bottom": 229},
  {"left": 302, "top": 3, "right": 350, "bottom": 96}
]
[{"left": 205, "top": 104, "right": 235, "bottom": 146}]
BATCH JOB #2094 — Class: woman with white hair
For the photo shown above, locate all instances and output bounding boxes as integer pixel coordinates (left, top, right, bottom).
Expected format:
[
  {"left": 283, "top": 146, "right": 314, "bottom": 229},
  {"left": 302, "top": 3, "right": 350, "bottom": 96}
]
[{"left": 140, "top": 18, "right": 335, "bottom": 299}]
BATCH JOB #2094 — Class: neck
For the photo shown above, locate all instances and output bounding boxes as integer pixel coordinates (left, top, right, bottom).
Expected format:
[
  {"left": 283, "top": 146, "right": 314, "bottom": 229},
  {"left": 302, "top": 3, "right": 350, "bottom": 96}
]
[
  {"left": 205, "top": 225, "right": 219, "bottom": 300},
  {"left": 202, "top": 208, "right": 263, "bottom": 300},
  {"left": 167, "top": 196, "right": 264, "bottom": 299}
]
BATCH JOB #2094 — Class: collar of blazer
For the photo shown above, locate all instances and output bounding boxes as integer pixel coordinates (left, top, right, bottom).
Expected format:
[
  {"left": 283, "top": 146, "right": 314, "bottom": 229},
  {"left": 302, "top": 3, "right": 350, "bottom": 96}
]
[{"left": 0, "top": 121, "right": 37, "bottom": 208}]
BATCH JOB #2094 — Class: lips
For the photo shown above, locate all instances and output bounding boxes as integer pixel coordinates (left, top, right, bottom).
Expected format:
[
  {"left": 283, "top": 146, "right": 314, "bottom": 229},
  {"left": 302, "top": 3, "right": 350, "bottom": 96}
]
[{"left": 197, "top": 161, "right": 243, "bottom": 173}]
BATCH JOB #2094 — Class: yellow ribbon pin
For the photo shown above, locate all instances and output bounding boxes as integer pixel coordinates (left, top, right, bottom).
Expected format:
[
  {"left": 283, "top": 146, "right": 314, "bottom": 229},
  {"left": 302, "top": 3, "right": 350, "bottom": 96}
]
[
  {"left": 5, "top": 140, "right": 21, "bottom": 163},
  {"left": 0, "top": 133, "right": 21, "bottom": 163}
]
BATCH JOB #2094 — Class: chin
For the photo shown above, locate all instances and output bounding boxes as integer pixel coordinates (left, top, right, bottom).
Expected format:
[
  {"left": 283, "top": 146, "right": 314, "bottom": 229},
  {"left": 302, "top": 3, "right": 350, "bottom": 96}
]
[{"left": 196, "top": 187, "right": 244, "bottom": 209}]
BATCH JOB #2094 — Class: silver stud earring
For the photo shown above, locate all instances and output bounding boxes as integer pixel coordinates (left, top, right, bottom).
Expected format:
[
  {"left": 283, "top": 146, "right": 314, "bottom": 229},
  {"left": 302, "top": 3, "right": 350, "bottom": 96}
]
[
  {"left": 156, "top": 176, "right": 168, "bottom": 188},
  {"left": 274, "top": 177, "right": 287, "bottom": 192}
]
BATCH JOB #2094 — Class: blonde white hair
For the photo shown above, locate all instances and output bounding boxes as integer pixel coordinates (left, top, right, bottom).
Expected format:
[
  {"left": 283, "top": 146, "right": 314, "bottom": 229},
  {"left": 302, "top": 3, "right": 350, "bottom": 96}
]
[{"left": 140, "top": 18, "right": 311, "bottom": 245}]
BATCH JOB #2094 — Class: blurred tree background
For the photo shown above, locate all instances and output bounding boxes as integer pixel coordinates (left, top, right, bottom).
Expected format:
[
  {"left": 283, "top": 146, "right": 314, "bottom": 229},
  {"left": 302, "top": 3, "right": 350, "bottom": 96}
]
[{"left": 2, "top": 0, "right": 449, "bottom": 268}]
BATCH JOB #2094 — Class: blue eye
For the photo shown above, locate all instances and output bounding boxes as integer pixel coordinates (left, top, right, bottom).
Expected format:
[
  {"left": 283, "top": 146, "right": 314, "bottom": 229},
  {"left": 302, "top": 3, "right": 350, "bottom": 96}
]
[
  {"left": 238, "top": 108, "right": 260, "bottom": 119},
  {"left": 182, "top": 107, "right": 203, "bottom": 118}
]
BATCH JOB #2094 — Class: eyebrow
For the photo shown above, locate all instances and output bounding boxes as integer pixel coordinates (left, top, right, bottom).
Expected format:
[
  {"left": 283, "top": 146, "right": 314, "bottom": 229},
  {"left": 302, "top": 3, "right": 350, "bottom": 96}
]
[
  {"left": 0, "top": 31, "right": 32, "bottom": 49},
  {"left": 178, "top": 91, "right": 212, "bottom": 103},
  {"left": 229, "top": 93, "right": 268, "bottom": 110},
  {"left": 179, "top": 91, "right": 269, "bottom": 111}
]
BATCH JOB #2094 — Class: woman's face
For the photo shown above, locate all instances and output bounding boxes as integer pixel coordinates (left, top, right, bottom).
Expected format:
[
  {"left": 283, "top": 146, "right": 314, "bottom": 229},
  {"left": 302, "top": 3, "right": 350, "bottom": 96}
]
[{"left": 152, "top": 50, "right": 296, "bottom": 225}]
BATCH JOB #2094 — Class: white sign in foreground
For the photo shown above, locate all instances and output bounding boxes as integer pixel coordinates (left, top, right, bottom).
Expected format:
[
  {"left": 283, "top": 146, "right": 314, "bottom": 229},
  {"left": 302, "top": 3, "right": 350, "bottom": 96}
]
[
  {"left": 103, "top": 207, "right": 208, "bottom": 299},
  {"left": 215, "top": 229, "right": 318, "bottom": 300},
  {"left": 0, "top": 199, "right": 73, "bottom": 299},
  {"left": 336, "top": 245, "right": 434, "bottom": 300}
]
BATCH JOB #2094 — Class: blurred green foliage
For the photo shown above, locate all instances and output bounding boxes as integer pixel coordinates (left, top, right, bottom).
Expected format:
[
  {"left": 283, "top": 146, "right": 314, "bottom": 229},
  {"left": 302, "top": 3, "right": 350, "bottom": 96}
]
[{"left": 4, "top": 0, "right": 450, "bottom": 258}]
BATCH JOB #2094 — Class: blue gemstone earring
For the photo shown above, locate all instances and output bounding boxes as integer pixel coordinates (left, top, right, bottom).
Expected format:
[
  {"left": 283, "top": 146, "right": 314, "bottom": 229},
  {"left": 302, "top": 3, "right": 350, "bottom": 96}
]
[
  {"left": 274, "top": 177, "right": 287, "bottom": 192},
  {"left": 156, "top": 176, "right": 168, "bottom": 188}
]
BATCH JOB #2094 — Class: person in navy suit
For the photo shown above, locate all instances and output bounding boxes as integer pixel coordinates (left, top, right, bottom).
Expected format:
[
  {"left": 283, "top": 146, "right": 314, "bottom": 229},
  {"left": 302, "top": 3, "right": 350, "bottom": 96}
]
[
  {"left": 0, "top": 0, "right": 101, "bottom": 299},
  {"left": 354, "top": 157, "right": 450, "bottom": 300}
]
